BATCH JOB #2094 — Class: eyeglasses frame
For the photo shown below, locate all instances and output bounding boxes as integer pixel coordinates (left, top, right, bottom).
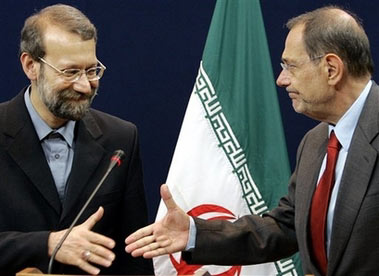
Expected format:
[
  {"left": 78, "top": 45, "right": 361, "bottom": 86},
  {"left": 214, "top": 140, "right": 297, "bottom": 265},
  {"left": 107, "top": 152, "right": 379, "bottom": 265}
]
[
  {"left": 280, "top": 54, "right": 325, "bottom": 72},
  {"left": 38, "top": 57, "right": 106, "bottom": 82}
]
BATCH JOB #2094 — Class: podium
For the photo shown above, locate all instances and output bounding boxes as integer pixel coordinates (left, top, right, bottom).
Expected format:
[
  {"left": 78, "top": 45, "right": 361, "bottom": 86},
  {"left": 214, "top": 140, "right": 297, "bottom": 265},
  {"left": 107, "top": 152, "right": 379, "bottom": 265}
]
[
  {"left": 16, "top": 268, "right": 83, "bottom": 276},
  {"left": 16, "top": 268, "right": 43, "bottom": 276},
  {"left": 16, "top": 267, "right": 212, "bottom": 276}
]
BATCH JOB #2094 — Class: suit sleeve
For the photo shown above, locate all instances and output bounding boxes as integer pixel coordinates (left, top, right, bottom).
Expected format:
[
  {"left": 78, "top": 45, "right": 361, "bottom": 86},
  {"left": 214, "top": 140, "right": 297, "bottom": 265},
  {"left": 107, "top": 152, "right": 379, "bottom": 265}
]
[
  {"left": 182, "top": 207, "right": 298, "bottom": 265},
  {"left": 0, "top": 231, "right": 50, "bottom": 274}
]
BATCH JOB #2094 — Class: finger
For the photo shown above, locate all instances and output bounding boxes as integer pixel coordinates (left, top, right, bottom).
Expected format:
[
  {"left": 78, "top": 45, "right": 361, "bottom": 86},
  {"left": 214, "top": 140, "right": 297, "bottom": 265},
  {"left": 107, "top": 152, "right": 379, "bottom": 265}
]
[
  {"left": 160, "top": 184, "right": 177, "bottom": 211},
  {"left": 130, "top": 240, "right": 165, "bottom": 258},
  {"left": 143, "top": 237, "right": 172, "bottom": 257},
  {"left": 125, "top": 234, "right": 156, "bottom": 254},
  {"left": 129, "top": 235, "right": 173, "bottom": 258},
  {"left": 83, "top": 249, "right": 113, "bottom": 268},
  {"left": 87, "top": 230, "right": 116, "bottom": 250},
  {"left": 82, "top": 206, "right": 104, "bottom": 230},
  {"left": 87, "top": 241, "right": 116, "bottom": 261},
  {"left": 76, "top": 257, "right": 101, "bottom": 275},
  {"left": 143, "top": 247, "right": 171, "bottom": 259},
  {"left": 125, "top": 224, "right": 154, "bottom": 245}
]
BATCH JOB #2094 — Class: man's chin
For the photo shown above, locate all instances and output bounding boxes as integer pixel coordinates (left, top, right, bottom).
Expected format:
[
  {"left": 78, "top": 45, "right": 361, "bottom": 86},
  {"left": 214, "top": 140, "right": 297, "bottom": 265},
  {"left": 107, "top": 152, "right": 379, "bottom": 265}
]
[
  {"left": 53, "top": 107, "right": 89, "bottom": 121},
  {"left": 292, "top": 100, "right": 302, "bottom": 113}
]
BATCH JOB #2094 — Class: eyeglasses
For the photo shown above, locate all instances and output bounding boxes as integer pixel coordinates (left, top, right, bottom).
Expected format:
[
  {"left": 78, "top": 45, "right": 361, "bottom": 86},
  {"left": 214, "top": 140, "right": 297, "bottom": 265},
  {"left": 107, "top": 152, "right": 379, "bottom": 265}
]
[
  {"left": 280, "top": 55, "right": 324, "bottom": 73},
  {"left": 38, "top": 57, "right": 106, "bottom": 82}
]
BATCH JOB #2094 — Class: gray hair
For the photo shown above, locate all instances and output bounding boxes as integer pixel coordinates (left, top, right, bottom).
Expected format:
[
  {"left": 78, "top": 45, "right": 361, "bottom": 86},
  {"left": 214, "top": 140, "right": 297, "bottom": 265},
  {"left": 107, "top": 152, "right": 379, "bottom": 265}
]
[{"left": 287, "top": 5, "right": 374, "bottom": 78}]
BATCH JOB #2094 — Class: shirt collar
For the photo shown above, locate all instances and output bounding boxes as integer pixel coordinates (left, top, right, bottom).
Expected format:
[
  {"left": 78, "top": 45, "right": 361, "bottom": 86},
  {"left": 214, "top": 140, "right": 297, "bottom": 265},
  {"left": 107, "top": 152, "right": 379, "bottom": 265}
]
[
  {"left": 24, "top": 87, "right": 76, "bottom": 147},
  {"left": 329, "top": 80, "right": 372, "bottom": 150}
]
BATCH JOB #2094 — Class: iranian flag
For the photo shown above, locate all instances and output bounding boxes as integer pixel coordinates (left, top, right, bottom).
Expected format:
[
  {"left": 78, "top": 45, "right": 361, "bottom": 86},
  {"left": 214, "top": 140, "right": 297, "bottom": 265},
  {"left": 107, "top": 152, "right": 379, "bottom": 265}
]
[{"left": 154, "top": 0, "right": 302, "bottom": 275}]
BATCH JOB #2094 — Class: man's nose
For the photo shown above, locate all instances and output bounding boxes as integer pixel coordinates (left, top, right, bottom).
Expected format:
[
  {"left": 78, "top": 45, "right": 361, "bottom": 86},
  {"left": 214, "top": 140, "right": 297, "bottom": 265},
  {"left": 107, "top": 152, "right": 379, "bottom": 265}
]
[
  {"left": 72, "top": 73, "right": 95, "bottom": 94},
  {"left": 276, "top": 69, "right": 290, "bottom": 88}
]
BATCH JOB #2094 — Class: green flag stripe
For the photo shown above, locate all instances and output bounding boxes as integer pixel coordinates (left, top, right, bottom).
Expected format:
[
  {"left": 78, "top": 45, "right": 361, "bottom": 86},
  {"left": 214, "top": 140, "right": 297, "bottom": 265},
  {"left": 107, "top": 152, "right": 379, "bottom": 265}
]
[
  {"left": 203, "top": 0, "right": 290, "bottom": 209},
  {"left": 194, "top": 62, "right": 298, "bottom": 275},
  {"left": 194, "top": 62, "right": 268, "bottom": 216},
  {"left": 196, "top": 0, "right": 303, "bottom": 274}
]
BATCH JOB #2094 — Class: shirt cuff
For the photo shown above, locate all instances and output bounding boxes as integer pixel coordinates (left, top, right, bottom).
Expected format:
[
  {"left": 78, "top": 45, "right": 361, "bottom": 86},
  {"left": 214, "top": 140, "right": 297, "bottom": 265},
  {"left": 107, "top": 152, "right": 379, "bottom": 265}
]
[{"left": 184, "top": 216, "right": 196, "bottom": 251}]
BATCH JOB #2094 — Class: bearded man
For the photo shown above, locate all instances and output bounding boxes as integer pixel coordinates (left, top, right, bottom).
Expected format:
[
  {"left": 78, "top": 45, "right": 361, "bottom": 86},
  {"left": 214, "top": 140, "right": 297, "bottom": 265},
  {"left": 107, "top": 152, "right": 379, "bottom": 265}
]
[{"left": 0, "top": 4, "right": 153, "bottom": 276}]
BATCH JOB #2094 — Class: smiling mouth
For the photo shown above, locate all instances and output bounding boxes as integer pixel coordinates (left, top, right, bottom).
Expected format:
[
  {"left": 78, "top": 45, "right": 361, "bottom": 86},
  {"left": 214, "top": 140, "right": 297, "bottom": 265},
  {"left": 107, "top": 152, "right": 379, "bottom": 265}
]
[
  {"left": 65, "top": 97, "right": 86, "bottom": 102},
  {"left": 64, "top": 93, "right": 91, "bottom": 101}
]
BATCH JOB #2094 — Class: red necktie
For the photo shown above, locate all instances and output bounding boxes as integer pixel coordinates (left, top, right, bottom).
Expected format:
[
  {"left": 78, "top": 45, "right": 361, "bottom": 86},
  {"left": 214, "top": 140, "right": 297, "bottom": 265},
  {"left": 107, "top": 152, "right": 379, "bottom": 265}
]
[{"left": 309, "top": 131, "right": 341, "bottom": 275}]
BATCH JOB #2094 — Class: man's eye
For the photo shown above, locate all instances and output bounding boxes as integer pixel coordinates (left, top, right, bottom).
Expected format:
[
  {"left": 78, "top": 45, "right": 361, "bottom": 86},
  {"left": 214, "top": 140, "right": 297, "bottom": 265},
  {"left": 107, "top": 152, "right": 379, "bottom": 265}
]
[
  {"left": 86, "top": 68, "right": 98, "bottom": 77},
  {"left": 63, "top": 69, "right": 80, "bottom": 77}
]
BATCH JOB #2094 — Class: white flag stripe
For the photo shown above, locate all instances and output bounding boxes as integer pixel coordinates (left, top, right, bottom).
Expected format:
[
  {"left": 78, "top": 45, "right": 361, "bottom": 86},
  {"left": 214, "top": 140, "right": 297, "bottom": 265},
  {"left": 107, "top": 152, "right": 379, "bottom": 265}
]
[{"left": 154, "top": 69, "right": 278, "bottom": 275}]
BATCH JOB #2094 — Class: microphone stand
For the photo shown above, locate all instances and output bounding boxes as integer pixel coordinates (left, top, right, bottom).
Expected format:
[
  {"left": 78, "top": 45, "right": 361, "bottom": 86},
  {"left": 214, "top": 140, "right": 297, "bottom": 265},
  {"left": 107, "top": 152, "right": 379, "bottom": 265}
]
[{"left": 47, "top": 150, "right": 125, "bottom": 274}]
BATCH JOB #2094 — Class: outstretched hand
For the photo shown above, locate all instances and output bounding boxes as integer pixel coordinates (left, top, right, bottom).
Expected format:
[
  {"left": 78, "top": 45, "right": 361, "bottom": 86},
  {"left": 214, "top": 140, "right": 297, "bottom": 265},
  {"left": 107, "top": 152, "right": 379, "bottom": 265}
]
[
  {"left": 125, "top": 184, "right": 190, "bottom": 258},
  {"left": 48, "top": 207, "right": 116, "bottom": 275}
]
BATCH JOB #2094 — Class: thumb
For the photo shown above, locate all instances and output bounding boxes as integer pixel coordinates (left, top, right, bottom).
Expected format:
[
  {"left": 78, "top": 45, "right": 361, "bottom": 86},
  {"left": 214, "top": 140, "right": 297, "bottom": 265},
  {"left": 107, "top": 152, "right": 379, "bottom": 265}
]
[
  {"left": 82, "top": 206, "right": 104, "bottom": 230},
  {"left": 161, "top": 184, "right": 178, "bottom": 211}
]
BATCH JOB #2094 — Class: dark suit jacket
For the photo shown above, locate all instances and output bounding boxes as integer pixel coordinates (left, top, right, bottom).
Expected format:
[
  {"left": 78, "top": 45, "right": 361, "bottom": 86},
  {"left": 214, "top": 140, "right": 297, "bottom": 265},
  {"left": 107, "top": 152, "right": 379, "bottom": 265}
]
[
  {"left": 183, "top": 81, "right": 379, "bottom": 276},
  {"left": 0, "top": 89, "right": 153, "bottom": 275}
]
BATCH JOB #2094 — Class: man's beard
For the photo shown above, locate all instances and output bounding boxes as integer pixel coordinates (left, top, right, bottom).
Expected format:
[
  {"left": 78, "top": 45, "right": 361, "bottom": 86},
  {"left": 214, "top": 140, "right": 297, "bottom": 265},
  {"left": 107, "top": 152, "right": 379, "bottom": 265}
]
[{"left": 37, "top": 71, "right": 98, "bottom": 121}]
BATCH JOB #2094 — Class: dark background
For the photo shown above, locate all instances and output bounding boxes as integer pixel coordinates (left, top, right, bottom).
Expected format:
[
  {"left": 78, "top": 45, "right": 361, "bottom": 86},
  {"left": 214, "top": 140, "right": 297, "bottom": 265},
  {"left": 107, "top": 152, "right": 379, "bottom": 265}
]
[{"left": 1, "top": 1, "right": 378, "bottom": 222}]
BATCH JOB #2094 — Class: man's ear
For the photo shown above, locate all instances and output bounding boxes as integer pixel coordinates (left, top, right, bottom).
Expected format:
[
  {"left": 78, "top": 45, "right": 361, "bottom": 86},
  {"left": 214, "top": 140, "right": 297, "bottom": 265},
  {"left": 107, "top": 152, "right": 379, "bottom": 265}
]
[
  {"left": 20, "top": 52, "right": 39, "bottom": 81},
  {"left": 324, "top": 53, "right": 344, "bottom": 85}
]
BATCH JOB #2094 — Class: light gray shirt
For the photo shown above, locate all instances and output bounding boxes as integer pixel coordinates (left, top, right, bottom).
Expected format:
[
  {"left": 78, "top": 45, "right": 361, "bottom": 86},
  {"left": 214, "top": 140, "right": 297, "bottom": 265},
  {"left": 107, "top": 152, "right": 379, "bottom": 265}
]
[
  {"left": 324, "top": 80, "right": 371, "bottom": 255},
  {"left": 24, "top": 88, "right": 75, "bottom": 202}
]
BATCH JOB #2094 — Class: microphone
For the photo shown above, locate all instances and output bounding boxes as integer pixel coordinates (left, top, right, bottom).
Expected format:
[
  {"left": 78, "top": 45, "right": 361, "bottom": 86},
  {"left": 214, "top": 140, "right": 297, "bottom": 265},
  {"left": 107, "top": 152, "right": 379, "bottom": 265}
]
[{"left": 47, "top": 149, "right": 126, "bottom": 274}]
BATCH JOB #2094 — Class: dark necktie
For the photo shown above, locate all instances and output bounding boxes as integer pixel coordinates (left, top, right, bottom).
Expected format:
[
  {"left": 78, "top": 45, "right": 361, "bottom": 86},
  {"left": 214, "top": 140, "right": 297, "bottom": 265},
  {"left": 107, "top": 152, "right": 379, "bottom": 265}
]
[
  {"left": 47, "top": 131, "right": 63, "bottom": 140},
  {"left": 309, "top": 131, "right": 341, "bottom": 275}
]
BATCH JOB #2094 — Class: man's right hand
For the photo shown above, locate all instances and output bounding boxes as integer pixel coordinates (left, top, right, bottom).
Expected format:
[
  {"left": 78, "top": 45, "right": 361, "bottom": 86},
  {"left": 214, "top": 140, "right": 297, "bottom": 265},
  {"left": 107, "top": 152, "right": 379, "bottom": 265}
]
[
  {"left": 125, "top": 184, "right": 190, "bottom": 258},
  {"left": 48, "top": 206, "right": 115, "bottom": 275}
]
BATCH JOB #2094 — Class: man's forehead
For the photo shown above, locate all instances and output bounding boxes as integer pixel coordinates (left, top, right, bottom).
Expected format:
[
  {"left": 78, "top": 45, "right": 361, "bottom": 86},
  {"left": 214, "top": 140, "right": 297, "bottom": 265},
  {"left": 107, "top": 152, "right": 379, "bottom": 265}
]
[
  {"left": 281, "top": 25, "right": 308, "bottom": 61},
  {"left": 43, "top": 25, "right": 88, "bottom": 45},
  {"left": 42, "top": 25, "right": 97, "bottom": 64}
]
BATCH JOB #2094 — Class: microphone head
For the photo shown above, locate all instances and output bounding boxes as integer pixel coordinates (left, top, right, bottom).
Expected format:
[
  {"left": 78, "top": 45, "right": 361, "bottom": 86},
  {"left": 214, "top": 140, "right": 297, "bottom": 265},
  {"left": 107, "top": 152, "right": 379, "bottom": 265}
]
[{"left": 111, "top": 149, "right": 126, "bottom": 167}]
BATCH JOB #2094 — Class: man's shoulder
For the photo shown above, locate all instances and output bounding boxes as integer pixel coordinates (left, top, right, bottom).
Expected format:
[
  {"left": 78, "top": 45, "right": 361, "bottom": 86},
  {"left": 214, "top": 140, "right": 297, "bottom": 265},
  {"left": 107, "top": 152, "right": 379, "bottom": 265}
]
[
  {"left": 84, "top": 108, "right": 138, "bottom": 134},
  {"left": 296, "top": 122, "right": 328, "bottom": 153},
  {"left": 81, "top": 109, "right": 140, "bottom": 150},
  {"left": 0, "top": 91, "right": 28, "bottom": 131},
  {"left": 0, "top": 90, "right": 24, "bottom": 110},
  {"left": 305, "top": 122, "right": 328, "bottom": 138}
]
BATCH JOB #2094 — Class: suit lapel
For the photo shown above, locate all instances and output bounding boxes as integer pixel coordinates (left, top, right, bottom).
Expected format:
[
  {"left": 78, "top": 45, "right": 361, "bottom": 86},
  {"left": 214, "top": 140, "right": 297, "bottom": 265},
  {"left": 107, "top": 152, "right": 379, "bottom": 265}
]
[
  {"left": 302, "top": 130, "right": 328, "bottom": 224},
  {"left": 4, "top": 90, "right": 61, "bottom": 215},
  {"left": 60, "top": 111, "right": 106, "bottom": 221},
  {"left": 328, "top": 82, "right": 379, "bottom": 275},
  {"left": 295, "top": 124, "right": 328, "bottom": 272}
]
